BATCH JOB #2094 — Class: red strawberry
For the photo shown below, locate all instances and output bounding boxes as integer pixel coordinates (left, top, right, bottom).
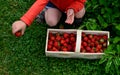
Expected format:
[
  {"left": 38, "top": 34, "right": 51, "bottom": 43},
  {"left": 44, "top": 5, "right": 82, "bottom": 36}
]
[
  {"left": 70, "top": 33, "right": 75, "bottom": 37},
  {"left": 54, "top": 41, "right": 60, "bottom": 47},
  {"left": 93, "top": 35, "right": 98, "bottom": 40},
  {"left": 60, "top": 39, "right": 66, "bottom": 45},
  {"left": 70, "top": 36, "right": 76, "bottom": 42},
  {"left": 91, "top": 38, "right": 95, "bottom": 43},
  {"left": 96, "top": 45, "right": 102, "bottom": 50},
  {"left": 103, "top": 35, "right": 108, "bottom": 40},
  {"left": 63, "top": 43, "right": 68, "bottom": 47},
  {"left": 63, "top": 33, "right": 69, "bottom": 38},
  {"left": 86, "top": 46, "right": 91, "bottom": 52},
  {"left": 49, "top": 32, "right": 53, "bottom": 37},
  {"left": 82, "top": 41, "right": 87, "bottom": 47},
  {"left": 90, "top": 49, "right": 95, "bottom": 53},
  {"left": 65, "top": 38, "right": 70, "bottom": 43},
  {"left": 47, "top": 45, "right": 52, "bottom": 50},
  {"left": 90, "top": 42, "right": 95, "bottom": 47},
  {"left": 88, "top": 34, "right": 93, "bottom": 39},
  {"left": 62, "top": 47, "right": 68, "bottom": 51},
  {"left": 80, "top": 45, "right": 84, "bottom": 50},
  {"left": 56, "top": 35, "right": 61, "bottom": 41},
  {"left": 50, "top": 36, "right": 55, "bottom": 41},
  {"left": 87, "top": 39, "right": 91, "bottom": 43},
  {"left": 15, "top": 31, "right": 22, "bottom": 37},
  {"left": 67, "top": 45, "right": 72, "bottom": 51},
  {"left": 83, "top": 36, "right": 88, "bottom": 42},
  {"left": 95, "top": 41, "right": 99, "bottom": 46},
  {"left": 48, "top": 40, "right": 53, "bottom": 45},
  {"left": 52, "top": 47, "right": 59, "bottom": 51},
  {"left": 82, "top": 32, "right": 86, "bottom": 37}
]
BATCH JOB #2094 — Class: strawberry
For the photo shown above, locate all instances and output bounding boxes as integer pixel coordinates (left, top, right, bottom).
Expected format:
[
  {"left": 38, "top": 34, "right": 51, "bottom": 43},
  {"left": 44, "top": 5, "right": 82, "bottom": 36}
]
[
  {"left": 67, "top": 44, "right": 72, "bottom": 51},
  {"left": 80, "top": 45, "right": 84, "bottom": 50},
  {"left": 82, "top": 41, "right": 87, "bottom": 47},
  {"left": 70, "top": 36, "right": 76, "bottom": 42},
  {"left": 63, "top": 33, "right": 69, "bottom": 38},
  {"left": 65, "top": 38, "right": 70, "bottom": 43},
  {"left": 63, "top": 43, "right": 68, "bottom": 47},
  {"left": 96, "top": 45, "right": 102, "bottom": 50},
  {"left": 88, "top": 34, "right": 93, "bottom": 39},
  {"left": 50, "top": 36, "right": 55, "bottom": 41},
  {"left": 49, "top": 32, "right": 53, "bottom": 37},
  {"left": 103, "top": 35, "right": 108, "bottom": 40},
  {"left": 48, "top": 40, "right": 53, "bottom": 45},
  {"left": 83, "top": 36, "right": 88, "bottom": 42},
  {"left": 52, "top": 47, "right": 59, "bottom": 51},
  {"left": 90, "top": 49, "right": 95, "bottom": 53},
  {"left": 56, "top": 35, "right": 61, "bottom": 41},
  {"left": 70, "top": 33, "right": 76, "bottom": 37},
  {"left": 86, "top": 46, "right": 91, "bottom": 52},
  {"left": 90, "top": 42, "right": 95, "bottom": 47},
  {"left": 54, "top": 41, "right": 60, "bottom": 47},
  {"left": 95, "top": 41, "right": 99, "bottom": 46},
  {"left": 93, "top": 35, "right": 98, "bottom": 40},
  {"left": 87, "top": 39, "right": 91, "bottom": 43},
  {"left": 15, "top": 31, "right": 22, "bottom": 37},
  {"left": 82, "top": 32, "right": 86, "bottom": 37},
  {"left": 91, "top": 38, "right": 95, "bottom": 43},
  {"left": 47, "top": 45, "right": 52, "bottom": 50},
  {"left": 60, "top": 39, "right": 66, "bottom": 45},
  {"left": 62, "top": 47, "right": 68, "bottom": 51}
]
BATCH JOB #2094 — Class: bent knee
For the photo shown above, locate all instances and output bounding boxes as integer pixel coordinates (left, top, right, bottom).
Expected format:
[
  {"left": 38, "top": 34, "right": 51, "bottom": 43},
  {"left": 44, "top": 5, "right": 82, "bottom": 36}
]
[
  {"left": 46, "top": 19, "right": 58, "bottom": 27},
  {"left": 75, "top": 7, "right": 86, "bottom": 18}
]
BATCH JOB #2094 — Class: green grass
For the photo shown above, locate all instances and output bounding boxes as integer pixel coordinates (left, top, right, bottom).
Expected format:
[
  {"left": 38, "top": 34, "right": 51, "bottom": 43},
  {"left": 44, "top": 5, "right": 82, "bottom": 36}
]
[{"left": 0, "top": 0, "right": 106, "bottom": 75}]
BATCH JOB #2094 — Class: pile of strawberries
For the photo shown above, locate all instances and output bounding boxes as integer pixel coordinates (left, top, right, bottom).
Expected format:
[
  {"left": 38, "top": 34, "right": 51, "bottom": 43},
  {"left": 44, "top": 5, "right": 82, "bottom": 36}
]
[
  {"left": 80, "top": 32, "right": 108, "bottom": 53},
  {"left": 47, "top": 32, "right": 76, "bottom": 52}
]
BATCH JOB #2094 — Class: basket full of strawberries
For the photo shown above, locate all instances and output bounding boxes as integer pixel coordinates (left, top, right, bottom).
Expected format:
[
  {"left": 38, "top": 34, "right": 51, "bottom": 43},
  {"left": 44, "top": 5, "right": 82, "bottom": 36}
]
[{"left": 45, "top": 29, "right": 110, "bottom": 59}]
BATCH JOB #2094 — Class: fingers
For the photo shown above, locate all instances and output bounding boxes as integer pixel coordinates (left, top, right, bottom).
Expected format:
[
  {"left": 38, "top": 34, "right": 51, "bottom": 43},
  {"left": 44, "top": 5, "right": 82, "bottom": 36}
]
[
  {"left": 12, "top": 24, "right": 20, "bottom": 34},
  {"left": 65, "top": 9, "right": 74, "bottom": 24},
  {"left": 12, "top": 20, "right": 26, "bottom": 36},
  {"left": 65, "top": 14, "right": 74, "bottom": 24}
]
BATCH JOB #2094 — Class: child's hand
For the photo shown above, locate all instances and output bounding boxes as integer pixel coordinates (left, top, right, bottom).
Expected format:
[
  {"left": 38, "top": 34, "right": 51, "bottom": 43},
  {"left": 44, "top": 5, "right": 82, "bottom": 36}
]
[
  {"left": 65, "top": 9, "right": 74, "bottom": 24},
  {"left": 12, "top": 20, "right": 26, "bottom": 36}
]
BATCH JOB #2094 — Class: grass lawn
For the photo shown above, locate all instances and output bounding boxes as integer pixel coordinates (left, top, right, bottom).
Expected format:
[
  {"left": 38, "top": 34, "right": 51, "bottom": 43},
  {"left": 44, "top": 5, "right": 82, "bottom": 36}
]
[{"left": 0, "top": 0, "right": 106, "bottom": 75}]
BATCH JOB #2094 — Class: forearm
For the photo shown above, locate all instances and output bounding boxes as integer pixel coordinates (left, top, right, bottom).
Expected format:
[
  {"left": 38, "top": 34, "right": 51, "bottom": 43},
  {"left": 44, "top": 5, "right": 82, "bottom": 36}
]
[{"left": 20, "top": 0, "right": 48, "bottom": 26}]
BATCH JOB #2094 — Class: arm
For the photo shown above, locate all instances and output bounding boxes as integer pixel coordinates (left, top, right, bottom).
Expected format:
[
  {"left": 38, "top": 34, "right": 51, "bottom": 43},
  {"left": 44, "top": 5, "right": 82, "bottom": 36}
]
[
  {"left": 21, "top": 0, "right": 49, "bottom": 26},
  {"left": 12, "top": 0, "right": 48, "bottom": 36}
]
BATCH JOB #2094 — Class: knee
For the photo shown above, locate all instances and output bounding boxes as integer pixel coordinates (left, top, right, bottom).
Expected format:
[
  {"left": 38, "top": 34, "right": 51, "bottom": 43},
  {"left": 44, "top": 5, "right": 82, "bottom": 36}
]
[
  {"left": 75, "top": 7, "right": 86, "bottom": 18},
  {"left": 46, "top": 19, "right": 58, "bottom": 27}
]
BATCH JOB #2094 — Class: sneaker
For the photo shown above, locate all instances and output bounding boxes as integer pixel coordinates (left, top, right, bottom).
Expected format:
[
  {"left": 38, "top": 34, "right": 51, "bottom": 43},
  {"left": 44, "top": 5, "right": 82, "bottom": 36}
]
[{"left": 36, "top": 8, "right": 46, "bottom": 23}]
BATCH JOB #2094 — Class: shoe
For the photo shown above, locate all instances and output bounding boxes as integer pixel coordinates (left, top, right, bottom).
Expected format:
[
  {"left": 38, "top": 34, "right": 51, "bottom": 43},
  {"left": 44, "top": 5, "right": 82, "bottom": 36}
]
[{"left": 36, "top": 8, "right": 46, "bottom": 23}]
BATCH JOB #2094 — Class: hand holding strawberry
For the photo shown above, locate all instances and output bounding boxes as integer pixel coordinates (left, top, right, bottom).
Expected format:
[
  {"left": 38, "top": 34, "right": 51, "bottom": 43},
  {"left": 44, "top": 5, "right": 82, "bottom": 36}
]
[{"left": 12, "top": 20, "right": 26, "bottom": 37}]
